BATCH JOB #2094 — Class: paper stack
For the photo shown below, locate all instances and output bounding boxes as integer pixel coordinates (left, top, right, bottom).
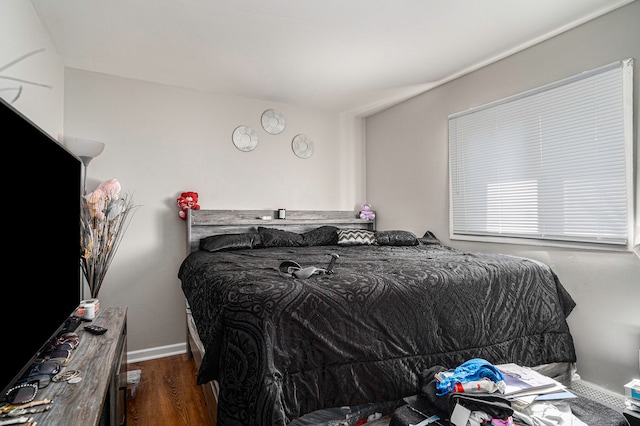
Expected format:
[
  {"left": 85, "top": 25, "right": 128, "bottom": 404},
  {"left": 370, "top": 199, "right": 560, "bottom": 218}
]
[{"left": 495, "top": 363, "right": 575, "bottom": 405}]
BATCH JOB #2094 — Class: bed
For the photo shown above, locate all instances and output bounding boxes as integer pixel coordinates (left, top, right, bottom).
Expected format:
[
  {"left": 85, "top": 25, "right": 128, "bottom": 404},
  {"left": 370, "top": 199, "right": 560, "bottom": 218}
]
[{"left": 178, "top": 209, "right": 577, "bottom": 426}]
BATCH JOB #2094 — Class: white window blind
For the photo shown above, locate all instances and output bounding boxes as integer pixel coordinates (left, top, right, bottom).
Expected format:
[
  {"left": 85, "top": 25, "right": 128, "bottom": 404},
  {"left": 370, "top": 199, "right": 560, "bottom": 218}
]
[{"left": 449, "top": 59, "right": 633, "bottom": 248}]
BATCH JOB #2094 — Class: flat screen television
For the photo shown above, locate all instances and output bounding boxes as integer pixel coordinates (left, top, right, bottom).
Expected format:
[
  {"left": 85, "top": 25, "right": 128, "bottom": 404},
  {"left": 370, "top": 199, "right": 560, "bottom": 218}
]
[{"left": 0, "top": 97, "right": 82, "bottom": 399}]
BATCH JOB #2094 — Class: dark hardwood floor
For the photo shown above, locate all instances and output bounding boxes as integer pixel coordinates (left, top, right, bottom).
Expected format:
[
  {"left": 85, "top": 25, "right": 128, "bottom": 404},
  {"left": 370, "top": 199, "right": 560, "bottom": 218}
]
[{"left": 126, "top": 354, "right": 215, "bottom": 426}]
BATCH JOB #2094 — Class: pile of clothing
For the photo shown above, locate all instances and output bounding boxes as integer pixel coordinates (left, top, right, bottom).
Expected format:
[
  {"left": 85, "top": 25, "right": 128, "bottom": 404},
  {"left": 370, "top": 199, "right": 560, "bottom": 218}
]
[
  {"left": 390, "top": 358, "right": 587, "bottom": 426},
  {"left": 396, "top": 359, "right": 514, "bottom": 426}
]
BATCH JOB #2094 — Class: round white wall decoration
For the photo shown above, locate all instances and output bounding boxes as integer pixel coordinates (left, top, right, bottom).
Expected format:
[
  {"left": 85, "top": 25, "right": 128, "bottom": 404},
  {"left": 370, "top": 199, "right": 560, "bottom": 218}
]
[
  {"left": 292, "top": 134, "right": 314, "bottom": 159},
  {"left": 261, "top": 109, "right": 286, "bottom": 135},
  {"left": 232, "top": 125, "right": 258, "bottom": 152}
]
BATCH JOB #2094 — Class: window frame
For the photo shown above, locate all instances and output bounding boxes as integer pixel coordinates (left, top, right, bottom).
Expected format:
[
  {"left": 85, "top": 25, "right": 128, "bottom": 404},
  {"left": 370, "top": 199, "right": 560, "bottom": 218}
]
[{"left": 448, "top": 59, "right": 635, "bottom": 251}]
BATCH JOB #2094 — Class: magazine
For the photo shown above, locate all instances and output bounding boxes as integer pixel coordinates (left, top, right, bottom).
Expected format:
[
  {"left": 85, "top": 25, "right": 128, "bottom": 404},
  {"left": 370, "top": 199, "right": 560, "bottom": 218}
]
[{"left": 495, "top": 363, "right": 564, "bottom": 398}]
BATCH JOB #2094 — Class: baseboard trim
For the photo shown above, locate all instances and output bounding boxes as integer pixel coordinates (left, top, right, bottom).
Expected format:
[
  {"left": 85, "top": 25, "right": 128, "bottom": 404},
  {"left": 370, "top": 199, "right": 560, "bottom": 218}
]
[{"left": 126, "top": 343, "right": 187, "bottom": 363}]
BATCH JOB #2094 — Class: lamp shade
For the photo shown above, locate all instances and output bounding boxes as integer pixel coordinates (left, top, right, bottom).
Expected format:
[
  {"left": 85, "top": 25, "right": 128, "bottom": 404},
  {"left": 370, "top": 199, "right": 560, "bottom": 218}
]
[
  {"left": 65, "top": 137, "right": 106, "bottom": 195},
  {"left": 65, "top": 137, "right": 105, "bottom": 159}
]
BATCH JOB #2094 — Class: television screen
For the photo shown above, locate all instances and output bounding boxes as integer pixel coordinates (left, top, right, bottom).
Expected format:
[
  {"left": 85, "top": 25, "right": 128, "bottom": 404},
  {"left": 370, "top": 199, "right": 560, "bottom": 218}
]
[{"left": 0, "top": 98, "right": 82, "bottom": 398}]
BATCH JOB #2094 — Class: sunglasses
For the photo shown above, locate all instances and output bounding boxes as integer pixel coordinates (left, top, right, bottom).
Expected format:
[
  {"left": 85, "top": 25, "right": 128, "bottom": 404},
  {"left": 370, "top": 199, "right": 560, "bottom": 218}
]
[
  {"left": 25, "top": 374, "right": 53, "bottom": 389},
  {"left": 44, "top": 341, "right": 76, "bottom": 352},
  {"left": 28, "top": 360, "right": 61, "bottom": 376},
  {"left": 52, "top": 334, "right": 81, "bottom": 348},
  {"left": 20, "top": 359, "right": 62, "bottom": 389},
  {"left": 4, "top": 382, "right": 38, "bottom": 405},
  {"left": 38, "top": 348, "right": 72, "bottom": 366}
]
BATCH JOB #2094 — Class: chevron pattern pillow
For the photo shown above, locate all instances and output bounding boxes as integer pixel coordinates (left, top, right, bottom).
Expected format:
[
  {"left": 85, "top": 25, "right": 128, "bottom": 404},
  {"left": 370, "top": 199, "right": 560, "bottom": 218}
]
[{"left": 337, "top": 229, "right": 377, "bottom": 246}]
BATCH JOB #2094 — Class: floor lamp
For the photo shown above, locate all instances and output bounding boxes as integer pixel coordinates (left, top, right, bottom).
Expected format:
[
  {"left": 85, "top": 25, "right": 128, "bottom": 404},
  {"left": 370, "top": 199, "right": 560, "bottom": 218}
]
[
  {"left": 65, "top": 137, "right": 105, "bottom": 301},
  {"left": 65, "top": 137, "right": 105, "bottom": 194}
]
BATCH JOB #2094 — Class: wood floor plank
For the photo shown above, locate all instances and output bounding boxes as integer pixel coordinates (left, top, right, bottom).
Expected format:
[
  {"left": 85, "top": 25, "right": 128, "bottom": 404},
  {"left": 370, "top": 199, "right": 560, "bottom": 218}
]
[{"left": 126, "top": 354, "right": 214, "bottom": 426}]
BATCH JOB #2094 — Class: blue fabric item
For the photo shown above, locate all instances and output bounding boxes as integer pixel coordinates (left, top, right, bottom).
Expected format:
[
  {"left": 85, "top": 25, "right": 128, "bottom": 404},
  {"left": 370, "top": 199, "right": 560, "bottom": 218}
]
[{"left": 435, "top": 358, "right": 505, "bottom": 396}]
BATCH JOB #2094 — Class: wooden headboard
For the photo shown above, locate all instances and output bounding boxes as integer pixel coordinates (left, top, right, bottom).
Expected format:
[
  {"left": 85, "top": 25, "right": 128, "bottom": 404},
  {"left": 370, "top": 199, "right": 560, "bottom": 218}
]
[{"left": 186, "top": 209, "right": 375, "bottom": 253}]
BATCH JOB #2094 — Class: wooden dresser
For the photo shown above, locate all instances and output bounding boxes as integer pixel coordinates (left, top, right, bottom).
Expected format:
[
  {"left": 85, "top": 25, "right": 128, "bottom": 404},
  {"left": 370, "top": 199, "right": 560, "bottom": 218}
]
[{"left": 30, "top": 306, "right": 127, "bottom": 425}]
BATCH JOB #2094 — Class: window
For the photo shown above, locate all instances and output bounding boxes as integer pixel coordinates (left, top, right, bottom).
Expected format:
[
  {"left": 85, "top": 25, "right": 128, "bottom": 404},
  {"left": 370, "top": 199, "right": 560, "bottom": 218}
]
[{"left": 449, "top": 59, "right": 634, "bottom": 249}]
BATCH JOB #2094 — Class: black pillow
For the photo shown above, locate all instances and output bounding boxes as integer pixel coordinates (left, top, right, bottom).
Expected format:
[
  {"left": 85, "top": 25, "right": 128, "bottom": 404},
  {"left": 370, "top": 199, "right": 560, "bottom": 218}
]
[
  {"left": 302, "top": 226, "right": 339, "bottom": 246},
  {"left": 375, "top": 230, "right": 419, "bottom": 246},
  {"left": 200, "top": 233, "right": 262, "bottom": 252},
  {"left": 419, "top": 231, "right": 441, "bottom": 245},
  {"left": 258, "top": 227, "right": 307, "bottom": 248}
]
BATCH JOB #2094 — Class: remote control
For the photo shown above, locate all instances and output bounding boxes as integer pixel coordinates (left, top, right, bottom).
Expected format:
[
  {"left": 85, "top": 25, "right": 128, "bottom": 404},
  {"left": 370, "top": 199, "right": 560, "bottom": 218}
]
[{"left": 84, "top": 325, "right": 108, "bottom": 335}]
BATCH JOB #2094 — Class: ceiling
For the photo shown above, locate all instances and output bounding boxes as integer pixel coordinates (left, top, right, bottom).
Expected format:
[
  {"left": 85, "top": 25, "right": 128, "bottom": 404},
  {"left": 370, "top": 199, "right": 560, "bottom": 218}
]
[{"left": 31, "top": 0, "right": 632, "bottom": 116}]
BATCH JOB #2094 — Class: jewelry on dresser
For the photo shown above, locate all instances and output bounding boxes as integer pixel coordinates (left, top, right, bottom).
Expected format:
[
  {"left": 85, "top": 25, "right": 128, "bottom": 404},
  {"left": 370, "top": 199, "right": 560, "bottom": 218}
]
[{"left": 52, "top": 370, "right": 81, "bottom": 383}]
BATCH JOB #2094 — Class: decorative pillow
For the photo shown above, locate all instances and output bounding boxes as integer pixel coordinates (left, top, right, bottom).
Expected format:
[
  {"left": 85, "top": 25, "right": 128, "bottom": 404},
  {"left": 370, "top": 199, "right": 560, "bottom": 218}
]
[
  {"left": 419, "top": 231, "right": 441, "bottom": 245},
  {"left": 375, "top": 230, "right": 419, "bottom": 246},
  {"left": 337, "top": 229, "right": 377, "bottom": 246},
  {"left": 258, "top": 227, "right": 307, "bottom": 248},
  {"left": 200, "top": 233, "right": 261, "bottom": 252},
  {"left": 302, "top": 226, "right": 339, "bottom": 246}
]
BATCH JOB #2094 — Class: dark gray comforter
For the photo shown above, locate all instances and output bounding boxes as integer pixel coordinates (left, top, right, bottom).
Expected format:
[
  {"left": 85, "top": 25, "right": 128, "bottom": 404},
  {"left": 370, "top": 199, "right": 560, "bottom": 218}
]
[{"left": 178, "top": 242, "right": 576, "bottom": 426}]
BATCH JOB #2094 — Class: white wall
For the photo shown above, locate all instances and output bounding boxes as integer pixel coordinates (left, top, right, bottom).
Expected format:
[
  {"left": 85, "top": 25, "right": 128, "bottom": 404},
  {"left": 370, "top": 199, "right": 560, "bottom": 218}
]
[
  {"left": 366, "top": 2, "right": 640, "bottom": 395},
  {"left": 1, "top": 0, "right": 367, "bottom": 363},
  {"left": 62, "top": 69, "right": 367, "bottom": 358},
  {"left": 0, "top": 0, "right": 64, "bottom": 138}
]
